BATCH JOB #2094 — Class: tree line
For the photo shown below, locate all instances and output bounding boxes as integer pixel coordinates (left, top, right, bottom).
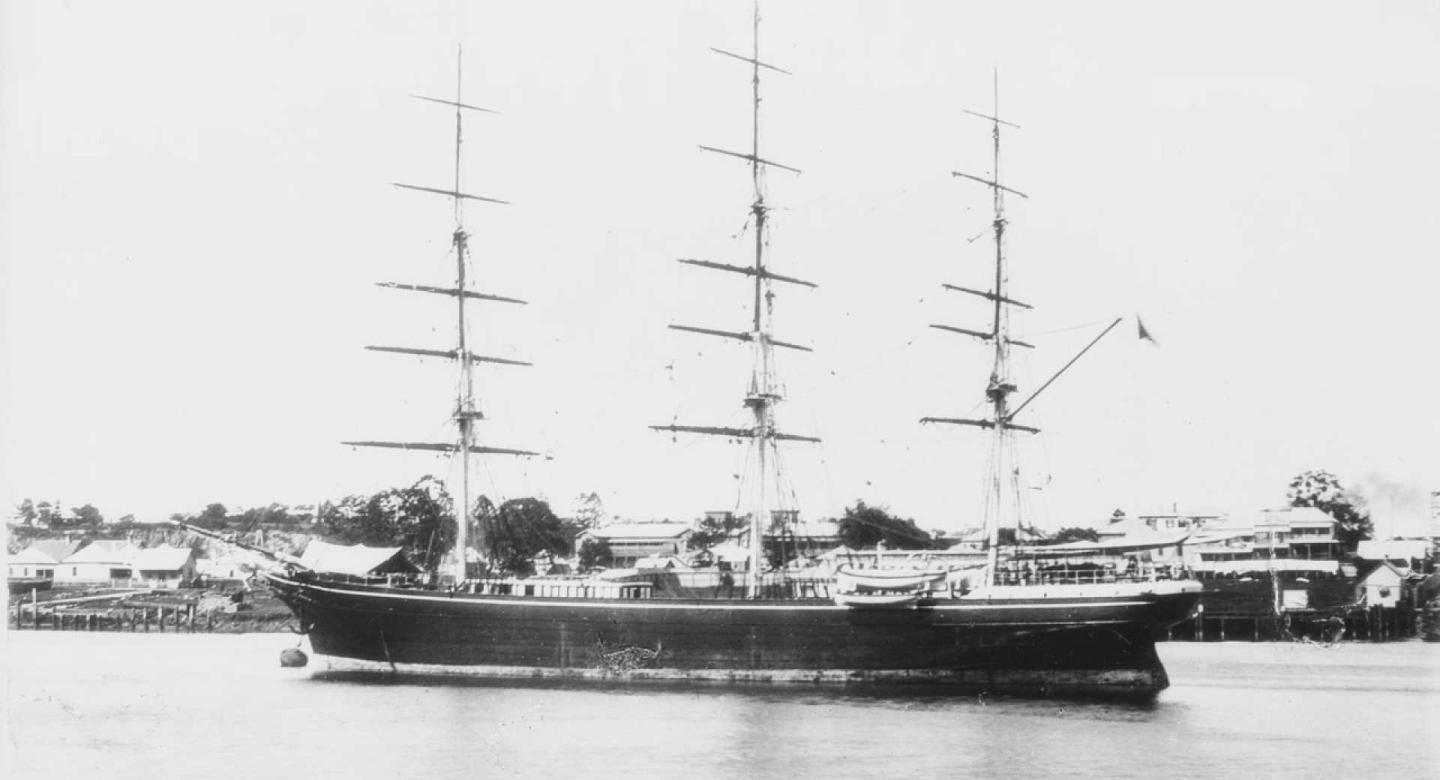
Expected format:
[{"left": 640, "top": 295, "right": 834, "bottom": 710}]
[{"left": 10, "top": 468, "right": 1377, "bottom": 574}]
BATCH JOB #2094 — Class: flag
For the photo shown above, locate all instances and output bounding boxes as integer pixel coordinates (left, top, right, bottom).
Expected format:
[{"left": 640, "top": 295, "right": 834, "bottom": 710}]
[{"left": 1137, "top": 315, "right": 1158, "bottom": 345}]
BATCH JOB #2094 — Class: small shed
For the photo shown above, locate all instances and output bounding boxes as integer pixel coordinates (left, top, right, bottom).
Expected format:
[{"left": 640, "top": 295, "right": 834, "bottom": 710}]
[
  {"left": 7, "top": 540, "right": 81, "bottom": 580},
  {"left": 635, "top": 555, "right": 695, "bottom": 571},
  {"left": 1357, "top": 562, "right": 1406, "bottom": 608},
  {"left": 133, "top": 546, "right": 198, "bottom": 589},
  {"left": 197, "top": 550, "right": 265, "bottom": 580},
  {"left": 298, "top": 540, "right": 419, "bottom": 577},
  {"left": 706, "top": 542, "right": 753, "bottom": 567}
]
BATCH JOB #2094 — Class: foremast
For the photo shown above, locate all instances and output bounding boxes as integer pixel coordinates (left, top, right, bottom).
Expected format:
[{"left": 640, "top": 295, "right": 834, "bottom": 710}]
[
  {"left": 652, "top": 3, "right": 818, "bottom": 599},
  {"left": 344, "top": 49, "right": 536, "bottom": 584}
]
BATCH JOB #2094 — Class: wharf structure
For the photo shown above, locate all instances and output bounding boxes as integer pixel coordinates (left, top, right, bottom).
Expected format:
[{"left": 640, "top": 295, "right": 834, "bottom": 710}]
[{"left": 1094, "top": 506, "right": 1434, "bottom": 642}]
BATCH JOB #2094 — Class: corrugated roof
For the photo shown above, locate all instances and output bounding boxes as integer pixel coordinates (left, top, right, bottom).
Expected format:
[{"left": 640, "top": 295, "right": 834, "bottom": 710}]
[
  {"left": 1257, "top": 506, "right": 1334, "bottom": 526},
  {"left": 591, "top": 523, "right": 692, "bottom": 540},
  {"left": 133, "top": 546, "right": 195, "bottom": 571},
  {"left": 9, "top": 540, "right": 81, "bottom": 565},
  {"left": 67, "top": 540, "right": 141, "bottom": 564},
  {"left": 1356, "top": 540, "right": 1429, "bottom": 561},
  {"left": 299, "top": 540, "right": 416, "bottom": 576}
]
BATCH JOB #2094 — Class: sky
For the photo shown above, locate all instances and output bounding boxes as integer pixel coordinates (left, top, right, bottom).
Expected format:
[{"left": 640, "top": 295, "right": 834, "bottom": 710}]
[{"left": 2, "top": 0, "right": 1437, "bottom": 537}]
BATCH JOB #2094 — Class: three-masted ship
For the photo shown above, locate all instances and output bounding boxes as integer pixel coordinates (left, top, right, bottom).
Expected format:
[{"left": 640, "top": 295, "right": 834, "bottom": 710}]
[{"left": 256, "top": 9, "right": 1201, "bottom": 698}]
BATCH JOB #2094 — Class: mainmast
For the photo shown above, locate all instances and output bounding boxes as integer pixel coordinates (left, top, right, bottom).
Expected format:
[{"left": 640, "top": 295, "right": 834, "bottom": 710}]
[
  {"left": 345, "top": 48, "right": 536, "bottom": 584},
  {"left": 921, "top": 73, "right": 1036, "bottom": 587},
  {"left": 652, "top": 3, "right": 818, "bottom": 599}
]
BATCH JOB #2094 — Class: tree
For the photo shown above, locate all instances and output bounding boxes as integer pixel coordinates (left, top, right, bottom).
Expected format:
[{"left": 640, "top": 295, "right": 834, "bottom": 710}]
[
  {"left": 577, "top": 536, "right": 612, "bottom": 570},
  {"left": 478, "top": 497, "right": 572, "bottom": 576},
  {"left": 572, "top": 492, "right": 606, "bottom": 530},
  {"left": 14, "top": 499, "right": 37, "bottom": 526},
  {"left": 35, "top": 501, "right": 62, "bottom": 528},
  {"left": 320, "top": 476, "right": 456, "bottom": 571},
  {"left": 1286, "top": 470, "right": 1373, "bottom": 552},
  {"left": 687, "top": 512, "right": 745, "bottom": 552},
  {"left": 70, "top": 504, "right": 105, "bottom": 529},
  {"left": 234, "top": 503, "right": 295, "bottom": 530},
  {"left": 196, "top": 503, "right": 229, "bottom": 530},
  {"left": 836, "top": 501, "right": 939, "bottom": 550},
  {"left": 1046, "top": 527, "right": 1101, "bottom": 545}
]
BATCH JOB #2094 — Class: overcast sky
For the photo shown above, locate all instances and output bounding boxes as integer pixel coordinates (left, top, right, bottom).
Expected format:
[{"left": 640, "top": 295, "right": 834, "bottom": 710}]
[{"left": 2, "top": 0, "right": 1437, "bottom": 537}]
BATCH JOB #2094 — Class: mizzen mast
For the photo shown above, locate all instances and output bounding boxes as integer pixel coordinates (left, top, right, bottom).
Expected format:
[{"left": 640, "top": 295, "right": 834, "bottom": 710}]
[
  {"left": 651, "top": 3, "right": 818, "bottom": 599},
  {"left": 345, "top": 48, "right": 536, "bottom": 584},
  {"left": 920, "top": 72, "right": 1035, "bottom": 586}
]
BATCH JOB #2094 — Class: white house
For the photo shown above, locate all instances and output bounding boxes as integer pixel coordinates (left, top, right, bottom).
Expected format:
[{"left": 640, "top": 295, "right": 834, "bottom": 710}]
[
  {"left": 6, "top": 540, "right": 81, "bottom": 581},
  {"left": 197, "top": 549, "right": 266, "bottom": 580},
  {"left": 1187, "top": 507, "right": 1341, "bottom": 576},
  {"left": 584, "top": 523, "right": 694, "bottom": 568},
  {"left": 55, "top": 540, "right": 140, "bottom": 585},
  {"left": 132, "top": 546, "right": 197, "bottom": 589}
]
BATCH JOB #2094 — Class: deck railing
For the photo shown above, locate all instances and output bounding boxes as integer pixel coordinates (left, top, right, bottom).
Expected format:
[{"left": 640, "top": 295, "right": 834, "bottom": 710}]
[{"left": 992, "top": 562, "right": 1185, "bottom": 586}]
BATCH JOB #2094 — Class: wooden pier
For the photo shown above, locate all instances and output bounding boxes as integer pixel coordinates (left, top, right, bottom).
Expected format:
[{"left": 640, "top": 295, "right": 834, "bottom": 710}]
[
  {"left": 1160, "top": 575, "right": 1417, "bottom": 643},
  {"left": 10, "top": 589, "right": 213, "bottom": 633}
]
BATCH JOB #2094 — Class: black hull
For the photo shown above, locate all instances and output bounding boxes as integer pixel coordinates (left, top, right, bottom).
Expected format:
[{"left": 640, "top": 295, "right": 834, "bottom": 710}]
[{"left": 265, "top": 573, "right": 1201, "bottom": 698}]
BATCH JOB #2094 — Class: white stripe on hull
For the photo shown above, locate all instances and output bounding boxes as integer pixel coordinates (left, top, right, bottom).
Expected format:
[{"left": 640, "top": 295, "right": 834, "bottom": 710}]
[{"left": 278, "top": 575, "right": 1199, "bottom": 614}]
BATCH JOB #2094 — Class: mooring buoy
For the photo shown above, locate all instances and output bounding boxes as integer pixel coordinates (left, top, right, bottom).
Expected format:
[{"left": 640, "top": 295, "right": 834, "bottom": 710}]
[{"left": 279, "top": 646, "right": 309, "bottom": 668}]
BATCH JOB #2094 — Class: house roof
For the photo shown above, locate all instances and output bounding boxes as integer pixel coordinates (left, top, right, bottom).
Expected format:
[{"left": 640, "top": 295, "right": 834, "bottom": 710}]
[
  {"left": 1015, "top": 532, "right": 1193, "bottom": 558},
  {"left": 299, "top": 540, "right": 417, "bottom": 576},
  {"left": 133, "top": 546, "right": 195, "bottom": 572},
  {"left": 1356, "top": 540, "right": 1429, "bottom": 561},
  {"left": 704, "top": 542, "right": 752, "bottom": 563},
  {"left": 977, "top": 526, "right": 1047, "bottom": 542},
  {"left": 1258, "top": 506, "right": 1334, "bottom": 527},
  {"left": 67, "top": 540, "right": 141, "bottom": 564},
  {"left": 1357, "top": 561, "right": 1406, "bottom": 584},
  {"left": 9, "top": 540, "right": 81, "bottom": 565},
  {"left": 590, "top": 523, "right": 692, "bottom": 541},
  {"left": 635, "top": 555, "right": 695, "bottom": 571},
  {"left": 1190, "top": 529, "right": 1255, "bottom": 545}
]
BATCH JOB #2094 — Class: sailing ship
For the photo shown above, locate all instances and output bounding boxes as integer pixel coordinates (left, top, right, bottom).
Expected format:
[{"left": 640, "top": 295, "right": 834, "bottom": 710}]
[{"left": 249, "top": 9, "right": 1202, "bottom": 698}]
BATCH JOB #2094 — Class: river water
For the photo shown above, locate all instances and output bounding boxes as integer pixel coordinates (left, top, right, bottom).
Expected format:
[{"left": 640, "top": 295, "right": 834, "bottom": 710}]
[{"left": 3, "top": 633, "right": 1437, "bottom": 779}]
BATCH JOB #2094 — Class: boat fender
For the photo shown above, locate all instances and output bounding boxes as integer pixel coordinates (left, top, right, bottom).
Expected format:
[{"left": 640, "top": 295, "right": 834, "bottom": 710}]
[{"left": 279, "top": 646, "right": 309, "bottom": 668}]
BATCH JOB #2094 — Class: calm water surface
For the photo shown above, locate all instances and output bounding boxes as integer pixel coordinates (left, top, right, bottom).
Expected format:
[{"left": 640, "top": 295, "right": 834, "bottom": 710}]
[{"left": 4, "top": 632, "right": 1437, "bottom": 779}]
